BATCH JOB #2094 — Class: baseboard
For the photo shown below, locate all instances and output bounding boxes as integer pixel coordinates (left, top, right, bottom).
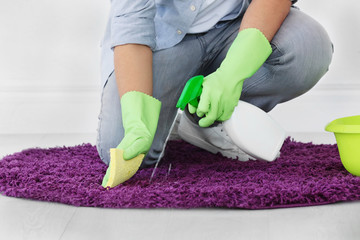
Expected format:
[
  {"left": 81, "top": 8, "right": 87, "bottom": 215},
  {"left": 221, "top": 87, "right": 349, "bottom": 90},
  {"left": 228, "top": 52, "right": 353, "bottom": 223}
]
[
  {"left": 0, "top": 83, "right": 359, "bottom": 134},
  {"left": 0, "top": 85, "right": 102, "bottom": 134}
]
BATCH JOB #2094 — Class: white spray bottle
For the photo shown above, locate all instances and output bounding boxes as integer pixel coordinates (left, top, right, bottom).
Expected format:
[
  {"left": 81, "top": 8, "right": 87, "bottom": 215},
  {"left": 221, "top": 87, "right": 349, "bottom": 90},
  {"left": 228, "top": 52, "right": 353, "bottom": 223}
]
[{"left": 176, "top": 75, "right": 286, "bottom": 161}]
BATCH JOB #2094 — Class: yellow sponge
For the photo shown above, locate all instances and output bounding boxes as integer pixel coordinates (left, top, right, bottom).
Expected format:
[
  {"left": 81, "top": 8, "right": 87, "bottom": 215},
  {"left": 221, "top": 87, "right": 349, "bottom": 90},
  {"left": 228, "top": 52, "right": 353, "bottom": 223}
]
[{"left": 102, "top": 148, "right": 145, "bottom": 188}]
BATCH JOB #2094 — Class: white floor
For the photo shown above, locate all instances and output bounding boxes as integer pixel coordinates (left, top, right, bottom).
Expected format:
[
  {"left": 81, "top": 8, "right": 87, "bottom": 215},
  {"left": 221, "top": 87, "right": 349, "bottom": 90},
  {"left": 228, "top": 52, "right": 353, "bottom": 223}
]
[{"left": 0, "top": 132, "right": 360, "bottom": 240}]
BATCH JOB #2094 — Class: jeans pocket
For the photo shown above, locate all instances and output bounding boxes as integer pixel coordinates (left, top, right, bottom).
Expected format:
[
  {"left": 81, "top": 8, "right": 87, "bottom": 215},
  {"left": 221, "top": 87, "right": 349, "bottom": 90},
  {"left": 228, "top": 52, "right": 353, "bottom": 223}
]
[{"left": 265, "top": 42, "right": 285, "bottom": 66}]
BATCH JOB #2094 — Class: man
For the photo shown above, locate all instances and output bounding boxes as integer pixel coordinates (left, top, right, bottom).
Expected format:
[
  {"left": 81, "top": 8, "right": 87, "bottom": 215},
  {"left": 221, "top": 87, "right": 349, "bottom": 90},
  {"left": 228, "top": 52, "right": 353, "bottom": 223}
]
[{"left": 96, "top": 0, "right": 333, "bottom": 169}]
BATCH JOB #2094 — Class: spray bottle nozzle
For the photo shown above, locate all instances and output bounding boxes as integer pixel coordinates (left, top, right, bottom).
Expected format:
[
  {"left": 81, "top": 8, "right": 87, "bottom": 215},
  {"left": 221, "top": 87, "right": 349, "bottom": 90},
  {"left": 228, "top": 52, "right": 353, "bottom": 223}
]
[{"left": 176, "top": 75, "right": 204, "bottom": 110}]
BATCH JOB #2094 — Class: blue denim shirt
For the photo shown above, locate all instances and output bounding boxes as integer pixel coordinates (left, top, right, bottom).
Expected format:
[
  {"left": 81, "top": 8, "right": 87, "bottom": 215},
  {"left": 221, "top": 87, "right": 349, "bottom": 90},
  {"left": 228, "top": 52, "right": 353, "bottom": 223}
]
[{"left": 100, "top": 0, "right": 297, "bottom": 87}]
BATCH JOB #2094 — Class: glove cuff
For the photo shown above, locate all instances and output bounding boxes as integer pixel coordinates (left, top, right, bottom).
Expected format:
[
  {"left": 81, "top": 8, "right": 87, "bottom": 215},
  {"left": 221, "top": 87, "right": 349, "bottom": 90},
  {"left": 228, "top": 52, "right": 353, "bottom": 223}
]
[
  {"left": 219, "top": 28, "right": 272, "bottom": 80},
  {"left": 121, "top": 91, "right": 161, "bottom": 106}
]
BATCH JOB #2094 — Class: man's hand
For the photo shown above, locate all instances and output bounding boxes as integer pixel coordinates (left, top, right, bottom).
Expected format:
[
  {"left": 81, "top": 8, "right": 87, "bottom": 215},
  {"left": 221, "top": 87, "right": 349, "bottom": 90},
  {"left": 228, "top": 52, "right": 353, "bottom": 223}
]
[
  {"left": 117, "top": 91, "right": 161, "bottom": 160},
  {"left": 195, "top": 71, "right": 244, "bottom": 127},
  {"left": 193, "top": 28, "right": 272, "bottom": 127}
]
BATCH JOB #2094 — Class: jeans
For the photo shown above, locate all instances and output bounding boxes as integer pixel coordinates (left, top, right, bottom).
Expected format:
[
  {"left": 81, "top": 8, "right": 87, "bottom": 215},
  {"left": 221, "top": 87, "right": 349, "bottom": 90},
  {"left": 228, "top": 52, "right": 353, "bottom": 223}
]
[{"left": 96, "top": 8, "right": 333, "bottom": 168}]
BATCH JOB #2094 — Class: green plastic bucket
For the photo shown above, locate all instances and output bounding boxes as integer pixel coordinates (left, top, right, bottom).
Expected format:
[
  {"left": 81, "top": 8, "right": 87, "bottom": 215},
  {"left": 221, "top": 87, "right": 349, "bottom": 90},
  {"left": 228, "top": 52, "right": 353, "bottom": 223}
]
[{"left": 325, "top": 115, "right": 360, "bottom": 176}]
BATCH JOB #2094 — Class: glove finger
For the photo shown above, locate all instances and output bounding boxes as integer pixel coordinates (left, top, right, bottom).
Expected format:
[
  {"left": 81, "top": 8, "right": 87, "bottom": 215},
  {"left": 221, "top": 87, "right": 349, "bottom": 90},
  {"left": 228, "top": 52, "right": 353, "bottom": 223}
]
[
  {"left": 196, "top": 93, "right": 211, "bottom": 118},
  {"left": 123, "top": 137, "right": 148, "bottom": 160},
  {"left": 198, "top": 101, "right": 219, "bottom": 127},
  {"left": 188, "top": 104, "right": 197, "bottom": 114},
  {"left": 218, "top": 105, "right": 235, "bottom": 122}
]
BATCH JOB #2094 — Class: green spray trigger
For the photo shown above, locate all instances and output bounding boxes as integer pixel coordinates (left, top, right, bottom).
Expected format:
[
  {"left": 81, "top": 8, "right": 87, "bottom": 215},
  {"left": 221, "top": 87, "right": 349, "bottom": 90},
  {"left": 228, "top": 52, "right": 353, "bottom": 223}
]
[{"left": 176, "top": 75, "right": 204, "bottom": 110}]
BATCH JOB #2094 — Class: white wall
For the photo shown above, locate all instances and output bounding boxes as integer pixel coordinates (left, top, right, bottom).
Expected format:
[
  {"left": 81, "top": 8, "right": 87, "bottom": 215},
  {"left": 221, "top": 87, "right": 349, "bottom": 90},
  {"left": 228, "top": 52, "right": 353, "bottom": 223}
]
[
  {"left": 0, "top": 0, "right": 110, "bottom": 134},
  {"left": 0, "top": 0, "right": 359, "bottom": 134}
]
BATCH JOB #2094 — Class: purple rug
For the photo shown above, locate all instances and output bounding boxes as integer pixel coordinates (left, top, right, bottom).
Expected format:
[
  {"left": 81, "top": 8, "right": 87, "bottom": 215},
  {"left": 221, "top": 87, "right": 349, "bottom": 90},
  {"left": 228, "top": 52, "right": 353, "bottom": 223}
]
[{"left": 0, "top": 138, "right": 359, "bottom": 209}]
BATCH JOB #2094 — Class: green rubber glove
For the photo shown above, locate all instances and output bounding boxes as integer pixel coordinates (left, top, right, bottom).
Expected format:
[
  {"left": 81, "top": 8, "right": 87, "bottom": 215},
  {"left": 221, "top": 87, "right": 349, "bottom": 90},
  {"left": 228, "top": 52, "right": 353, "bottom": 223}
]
[
  {"left": 193, "top": 28, "right": 272, "bottom": 127},
  {"left": 117, "top": 91, "right": 161, "bottom": 160}
]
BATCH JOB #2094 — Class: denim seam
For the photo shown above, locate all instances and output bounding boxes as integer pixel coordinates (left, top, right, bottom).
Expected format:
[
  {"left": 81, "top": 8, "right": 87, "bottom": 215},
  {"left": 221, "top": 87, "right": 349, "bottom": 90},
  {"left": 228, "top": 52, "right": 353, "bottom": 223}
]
[
  {"left": 96, "top": 78, "right": 109, "bottom": 163},
  {"left": 196, "top": 34, "right": 208, "bottom": 66},
  {"left": 198, "top": 37, "right": 230, "bottom": 73},
  {"left": 199, "top": 18, "right": 241, "bottom": 74},
  {"left": 269, "top": 41, "right": 286, "bottom": 65}
]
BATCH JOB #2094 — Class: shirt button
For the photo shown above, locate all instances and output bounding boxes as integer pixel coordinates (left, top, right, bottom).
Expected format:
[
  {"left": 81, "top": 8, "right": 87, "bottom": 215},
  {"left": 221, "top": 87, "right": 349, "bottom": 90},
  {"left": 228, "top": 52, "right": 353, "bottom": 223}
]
[
  {"left": 177, "top": 29, "right": 182, "bottom": 35},
  {"left": 190, "top": 5, "right": 196, "bottom": 11}
]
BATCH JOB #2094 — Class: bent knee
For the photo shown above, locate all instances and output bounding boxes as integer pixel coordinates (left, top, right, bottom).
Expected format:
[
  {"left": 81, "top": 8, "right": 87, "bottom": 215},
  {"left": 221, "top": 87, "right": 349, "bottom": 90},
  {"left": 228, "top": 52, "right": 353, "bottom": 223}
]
[
  {"left": 271, "top": 8, "right": 333, "bottom": 92},
  {"left": 274, "top": 9, "right": 333, "bottom": 65}
]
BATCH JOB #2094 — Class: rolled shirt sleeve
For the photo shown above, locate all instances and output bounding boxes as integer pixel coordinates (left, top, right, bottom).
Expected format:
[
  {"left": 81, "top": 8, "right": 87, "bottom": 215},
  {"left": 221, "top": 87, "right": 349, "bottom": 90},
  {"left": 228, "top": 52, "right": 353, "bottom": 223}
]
[{"left": 110, "top": 0, "right": 156, "bottom": 50}]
